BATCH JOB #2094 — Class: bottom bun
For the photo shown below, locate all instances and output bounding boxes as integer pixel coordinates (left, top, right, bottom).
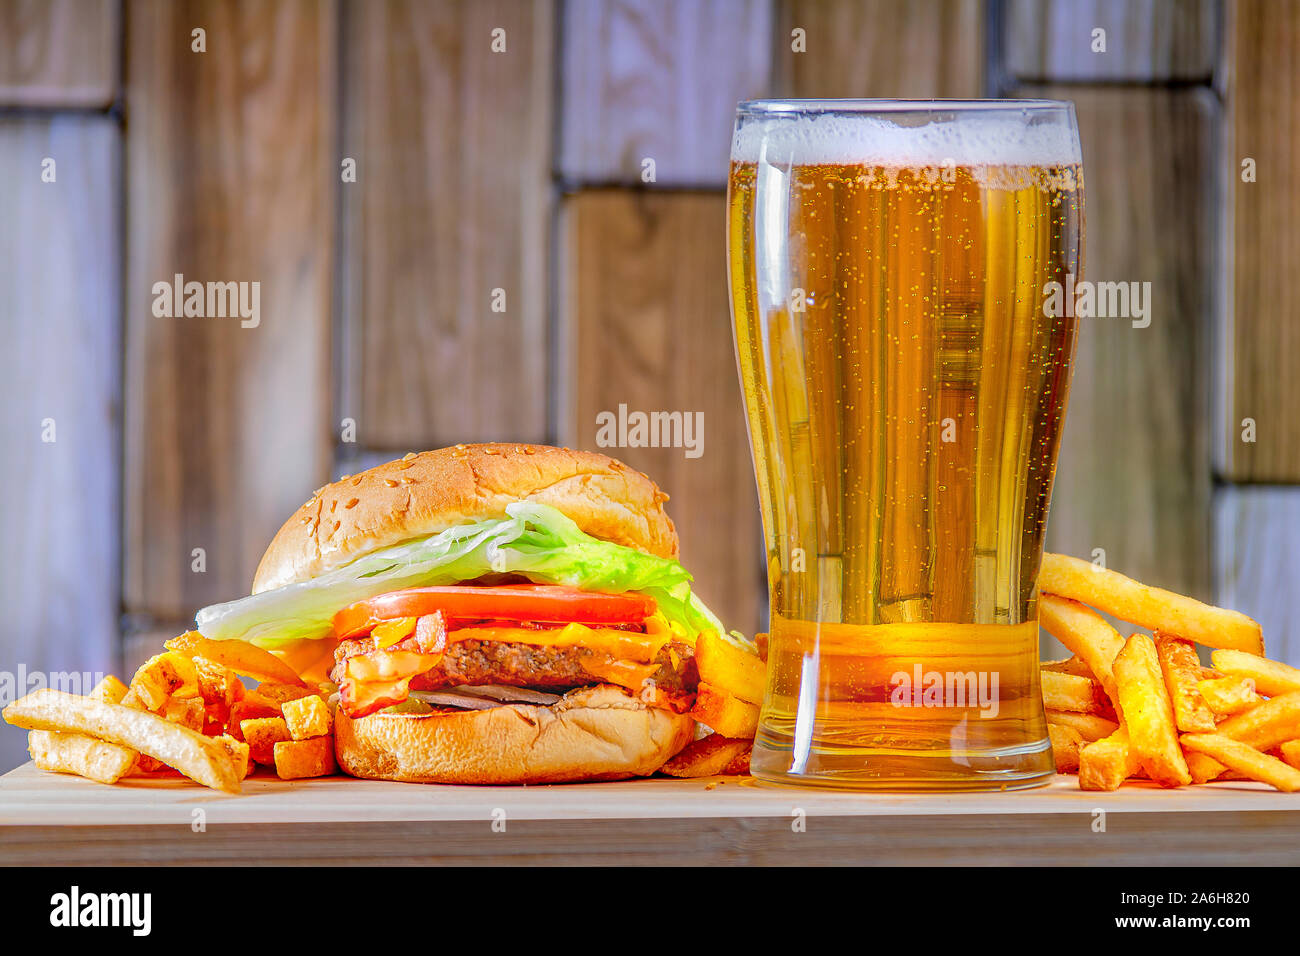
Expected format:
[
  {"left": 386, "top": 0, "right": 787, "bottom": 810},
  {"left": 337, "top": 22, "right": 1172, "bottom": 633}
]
[{"left": 334, "top": 684, "right": 696, "bottom": 784}]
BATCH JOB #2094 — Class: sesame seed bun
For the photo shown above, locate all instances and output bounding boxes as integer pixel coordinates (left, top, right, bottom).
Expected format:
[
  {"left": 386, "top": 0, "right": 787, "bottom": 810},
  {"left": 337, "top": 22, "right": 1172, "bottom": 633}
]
[
  {"left": 252, "top": 443, "right": 679, "bottom": 593},
  {"left": 334, "top": 684, "right": 696, "bottom": 785}
]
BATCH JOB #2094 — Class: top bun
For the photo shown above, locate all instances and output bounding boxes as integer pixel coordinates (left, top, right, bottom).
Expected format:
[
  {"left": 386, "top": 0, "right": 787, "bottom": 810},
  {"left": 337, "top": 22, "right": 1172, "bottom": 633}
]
[{"left": 252, "top": 443, "right": 678, "bottom": 593}]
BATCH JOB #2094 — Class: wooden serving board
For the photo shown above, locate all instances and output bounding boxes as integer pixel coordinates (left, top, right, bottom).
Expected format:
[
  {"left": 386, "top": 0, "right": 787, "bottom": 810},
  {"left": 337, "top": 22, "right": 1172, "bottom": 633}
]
[{"left": 1, "top": 763, "right": 1297, "bottom": 866}]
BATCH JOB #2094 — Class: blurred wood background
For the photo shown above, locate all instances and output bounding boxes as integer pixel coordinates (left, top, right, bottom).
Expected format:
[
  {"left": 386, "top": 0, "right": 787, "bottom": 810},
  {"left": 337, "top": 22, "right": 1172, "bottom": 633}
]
[{"left": 1, "top": 0, "right": 1297, "bottom": 770}]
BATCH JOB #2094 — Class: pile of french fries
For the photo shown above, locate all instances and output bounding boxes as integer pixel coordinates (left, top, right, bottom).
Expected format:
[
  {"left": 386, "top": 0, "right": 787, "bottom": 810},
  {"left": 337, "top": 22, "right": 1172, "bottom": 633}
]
[
  {"left": 661, "top": 631, "right": 762, "bottom": 777},
  {"left": 3, "top": 632, "right": 337, "bottom": 793},
  {"left": 1038, "top": 554, "right": 1300, "bottom": 792}
]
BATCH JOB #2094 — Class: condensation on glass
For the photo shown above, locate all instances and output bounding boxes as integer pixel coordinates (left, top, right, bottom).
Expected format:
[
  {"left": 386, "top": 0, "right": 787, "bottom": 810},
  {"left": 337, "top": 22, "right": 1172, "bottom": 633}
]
[{"left": 727, "top": 100, "right": 1084, "bottom": 790}]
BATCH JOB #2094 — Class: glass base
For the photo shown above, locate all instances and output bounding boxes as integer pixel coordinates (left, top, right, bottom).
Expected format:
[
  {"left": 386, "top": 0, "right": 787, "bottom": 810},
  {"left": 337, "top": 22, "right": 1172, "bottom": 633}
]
[{"left": 749, "top": 732, "right": 1056, "bottom": 793}]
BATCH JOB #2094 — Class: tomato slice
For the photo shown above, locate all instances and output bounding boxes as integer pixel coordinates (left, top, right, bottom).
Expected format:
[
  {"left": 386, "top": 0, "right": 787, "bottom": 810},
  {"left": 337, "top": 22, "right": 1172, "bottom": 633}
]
[{"left": 331, "top": 585, "right": 656, "bottom": 640}]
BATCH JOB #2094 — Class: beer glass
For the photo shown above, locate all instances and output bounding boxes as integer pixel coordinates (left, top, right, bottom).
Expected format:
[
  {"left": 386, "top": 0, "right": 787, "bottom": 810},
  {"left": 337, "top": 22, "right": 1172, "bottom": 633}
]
[{"left": 727, "top": 100, "right": 1083, "bottom": 790}]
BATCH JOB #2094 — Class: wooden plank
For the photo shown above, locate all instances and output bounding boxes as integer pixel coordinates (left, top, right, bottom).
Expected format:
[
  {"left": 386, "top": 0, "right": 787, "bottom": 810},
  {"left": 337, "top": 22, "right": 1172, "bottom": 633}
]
[
  {"left": 0, "top": 117, "right": 120, "bottom": 773},
  {"left": 1215, "top": 486, "right": 1300, "bottom": 667},
  {"left": 560, "top": 192, "right": 764, "bottom": 639},
  {"left": 3, "top": 765, "right": 1300, "bottom": 865},
  {"left": 340, "top": 0, "right": 552, "bottom": 449},
  {"left": 559, "top": 0, "right": 772, "bottom": 186},
  {"left": 1036, "top": 87, "right": 1215, "bottom": 604},
  {"left": 1003, "top": 0, "right": 1217, "bottom": 82},
  {"left": 0, "top": 0, "right": 119, "bottom": 107},
  {"left": 775, "top": 0, "right": 983, "bottom": 98},
  {"left": 123, "top": 0, "right": 335, "bottom": 618},
  {"left": 1219, "top": 1, "right": 1300, "bottom": 481}
]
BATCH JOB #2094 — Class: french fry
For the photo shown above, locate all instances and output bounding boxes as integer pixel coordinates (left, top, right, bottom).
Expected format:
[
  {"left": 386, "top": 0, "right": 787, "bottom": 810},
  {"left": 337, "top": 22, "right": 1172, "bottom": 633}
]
[
  {"left": 28, "top": 730, "right": 137, "bottom": 784},
  {"left": 1210, "top": 649, "right": 1300, "bottom": 697},
  {"left": 720, "top": 744, "right": 752, "bottom": 775},
  {"left": 1180, "top": 733, "right": 1300, "bottom": 792},
  {"left": 1113, "top": 634, "right": 1190, "bottom": 787},
  {"left": 1039, "top": 553, "right": 1264, "bottom": 654},
  {"left": 1041, "top": 656, "right": 1095, "bottom": 678},
  {"left": 1184, "top": 691, "right": 1300, "bottom": 784},
  {"left": 1214, "top": 690, "right": 1300, "bottom": 751},
  {"left": 1185, "top": 750, "right": 1229, "bottom": 784},
  {"left": 659, "top": 734, "right": 752, "bottom": 778},
  {"left": 227, "top": 698, "right": 282, "bottom": 739},
  {"left": 1280, "top": 740, "right": 1300, "bottom": 771},
  {"left": 4, "top": 689, "right": 242, "bottom": 793},
  {"left": 160, "top": 697, "right": 205, "bottom": 733},
  {"left": 1048, "top": 723, "right": 1084, "bottom": 773},
  {"left": 251, "top": 682, "right": 321, "bottom": 708},
  {"left": 129, "top": 652, "right": 199, "bottom": 711},
  {"left": 193, "top": 656, "right": 244, "bottom": 707},
  {"left": 1038, "top": 596, "right": 1124, "bottom": 707},
  {"left": 690, "top": 682, "right": 759, "bottom": 739},
  {"left": 89, "top": 675, "right": 129, "bottom": 705},
  {"left": 36, "top": 668, "right": 138, "bottom": 779},
  {"left": 1040, "top": 671, "right": 1111, "bottom": 715},
  {"left": 1154, "top": 633, "right": 1216, "bottom": 733},
  {"left": 241, "top": 716, "right": 292, "bottom": 766},
  {"left": 273, "top": 736, "right": 336, "bottom": 779},
  {"left": 1196, "top": 676, "right": 1261, "bottom": 717},
  {"left": 1045, "top": 709, "right": 1119, "bottom": 742},
  {"left": 120, "top": 687, "right": 147, "bottom": 711},
  {"left": 281, "top": 694, "right": 332, "bottom": 740},
  {"left": 216, "top": 736, "right": 252, "bottom": 780},
  {"left": 165, "top": 631, "right": 306, "bottom": 687},
  {"left": 1078, "top": 725, "right": 1140, "bottom": 791},
  {"left": 694, "top": 631, "right": 765, "bottom": 705}
]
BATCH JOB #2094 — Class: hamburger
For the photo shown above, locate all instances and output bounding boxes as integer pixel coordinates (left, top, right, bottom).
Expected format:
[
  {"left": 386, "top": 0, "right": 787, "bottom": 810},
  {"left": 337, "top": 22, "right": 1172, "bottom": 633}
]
[{"left": 194, "top": 443, "right": 747, "bottom": 784}]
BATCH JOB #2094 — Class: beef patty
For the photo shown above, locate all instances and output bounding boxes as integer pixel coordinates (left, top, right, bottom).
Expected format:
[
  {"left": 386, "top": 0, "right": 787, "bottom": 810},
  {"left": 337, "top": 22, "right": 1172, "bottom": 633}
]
[{"left": 331, "top": 635, "right": 698, "bottom": 696}]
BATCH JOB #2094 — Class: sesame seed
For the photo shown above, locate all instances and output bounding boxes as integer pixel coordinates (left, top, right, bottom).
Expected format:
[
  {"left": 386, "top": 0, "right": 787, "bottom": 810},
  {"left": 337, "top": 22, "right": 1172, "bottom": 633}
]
[
  {"left": 384, "top": 478, "right": 399, "bottom": 487},
  {"left": 345, "top": 498, "right": 359, "bottom": 509}
]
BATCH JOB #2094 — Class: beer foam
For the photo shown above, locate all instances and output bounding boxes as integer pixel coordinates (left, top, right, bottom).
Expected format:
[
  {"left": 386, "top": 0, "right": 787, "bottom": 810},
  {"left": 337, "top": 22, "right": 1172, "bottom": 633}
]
[{"left": 731, "top": 111, "right": 1081, "bottom": 168}]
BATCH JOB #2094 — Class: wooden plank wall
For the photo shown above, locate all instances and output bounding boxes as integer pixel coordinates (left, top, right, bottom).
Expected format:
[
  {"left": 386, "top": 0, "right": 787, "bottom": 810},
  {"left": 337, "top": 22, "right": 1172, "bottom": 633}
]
[
  {"left": 122, "top": 0, "right": 336, "bottom": 639},
  {"left": 339, "top": 0, "right": 552, "bottom": 449},
  {"left": 1003, "top": 0, "right": 1216, "bottom": 81},
  {"left": 1214, "top": 1, "right": 1300, "bottom": 656},
  {"left": 1033, "top": 87, "right": 1215, "bottom": 611},
  {"left": 1219, "top": 1, "right": 1300, "bottom": 482},
  {"left": 0, "top": 0, "right": 120, "bottom": 107},
  {"left": 1000, "top": 2, "right": 1220, "bottom": 659},
  {"left": 773, "top": 0, "right": 984, "bottom": 97},
  {"left": 0, "top": 2, "right": 120, "bottom": 770},
  {"left": 2, "top": 0, "right": 1300, "bottom": 774}
]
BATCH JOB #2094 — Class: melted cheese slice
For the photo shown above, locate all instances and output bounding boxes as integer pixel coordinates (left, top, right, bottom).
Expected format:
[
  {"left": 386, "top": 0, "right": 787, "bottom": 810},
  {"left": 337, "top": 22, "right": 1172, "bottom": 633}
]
[
  {"left": 446, "top": 623, "right": 669, "bottom": 663},
  {"left": 336, "top": 622, "right": 675, "bottom": 716}
]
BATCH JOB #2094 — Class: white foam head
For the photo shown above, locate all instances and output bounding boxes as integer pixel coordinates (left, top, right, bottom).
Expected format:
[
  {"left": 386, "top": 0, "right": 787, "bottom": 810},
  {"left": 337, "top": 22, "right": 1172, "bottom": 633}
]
[{"left": 731, "top": 106, "right": 1081, "bottom": 168}]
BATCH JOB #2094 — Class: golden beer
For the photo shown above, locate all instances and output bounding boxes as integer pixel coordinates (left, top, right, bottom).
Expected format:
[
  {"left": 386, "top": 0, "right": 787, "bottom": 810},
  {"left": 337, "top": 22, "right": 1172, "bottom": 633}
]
[{"left": 727, "top": 102, "right": 1084, "bottom": 789}]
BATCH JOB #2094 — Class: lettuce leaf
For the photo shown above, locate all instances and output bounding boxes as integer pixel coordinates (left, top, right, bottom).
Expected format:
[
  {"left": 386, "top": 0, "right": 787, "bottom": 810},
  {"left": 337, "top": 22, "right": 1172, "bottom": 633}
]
[{"left": 194, "top": 502, "right": 731, "bottom": 649}]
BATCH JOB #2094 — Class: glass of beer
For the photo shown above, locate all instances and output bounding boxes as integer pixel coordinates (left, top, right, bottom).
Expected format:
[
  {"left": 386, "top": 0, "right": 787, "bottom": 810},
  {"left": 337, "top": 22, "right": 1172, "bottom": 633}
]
[{"left": 727, "top": 100, "right": 1083, "bottom": 790}]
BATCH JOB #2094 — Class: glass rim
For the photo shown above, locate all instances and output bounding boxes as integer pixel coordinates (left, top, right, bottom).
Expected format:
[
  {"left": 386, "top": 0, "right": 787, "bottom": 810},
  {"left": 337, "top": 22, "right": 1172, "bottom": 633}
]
[{"left": 737, "top": 98, "right": 1074, "bottom": 116}]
